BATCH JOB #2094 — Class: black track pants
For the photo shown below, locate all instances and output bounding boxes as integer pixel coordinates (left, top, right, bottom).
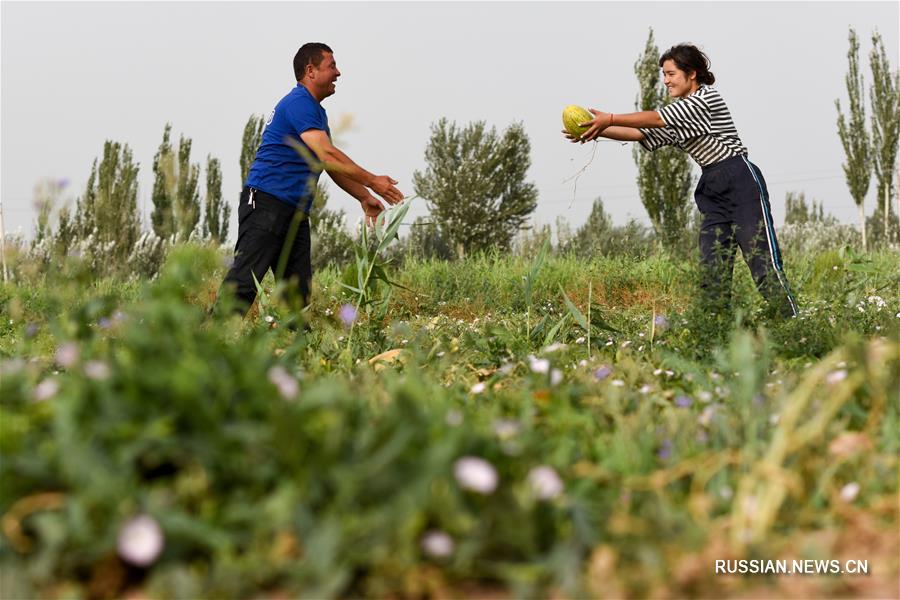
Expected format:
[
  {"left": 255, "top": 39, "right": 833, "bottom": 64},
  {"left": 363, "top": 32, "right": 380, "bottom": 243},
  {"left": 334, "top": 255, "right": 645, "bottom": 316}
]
[
  {"left": 218, "top": 187, "right": 312, "bottom": 315},
  {"left": 694, "top": 155, "right": 798, "bottom": 319}
]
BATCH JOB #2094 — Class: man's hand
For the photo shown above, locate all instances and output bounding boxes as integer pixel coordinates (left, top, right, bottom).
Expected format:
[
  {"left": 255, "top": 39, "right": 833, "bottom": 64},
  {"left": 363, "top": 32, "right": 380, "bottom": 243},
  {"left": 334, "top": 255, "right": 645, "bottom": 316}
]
[
  {"left": 578, "top": 109, "right": 613, "bottom": 142},
  {"left": 369, "top": 175, "right": 403, "bottom": 205},
  {"left": 361, "top": 195, "right": 386, "bottom": 225}
]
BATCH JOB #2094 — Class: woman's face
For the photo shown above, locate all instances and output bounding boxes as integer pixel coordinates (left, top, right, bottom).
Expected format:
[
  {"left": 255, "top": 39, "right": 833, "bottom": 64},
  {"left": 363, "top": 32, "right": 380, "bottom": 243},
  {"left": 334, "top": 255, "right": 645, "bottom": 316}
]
[{"left": 662, "top": 59, "right": 698, "bottom": 98}]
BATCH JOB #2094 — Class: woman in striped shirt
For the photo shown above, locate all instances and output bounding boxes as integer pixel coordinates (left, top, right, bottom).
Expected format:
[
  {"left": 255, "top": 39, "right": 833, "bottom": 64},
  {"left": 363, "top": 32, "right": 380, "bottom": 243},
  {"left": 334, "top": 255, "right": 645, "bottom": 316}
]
[{"left": 565, "top": 44, "right": 797, "bottom": 319}]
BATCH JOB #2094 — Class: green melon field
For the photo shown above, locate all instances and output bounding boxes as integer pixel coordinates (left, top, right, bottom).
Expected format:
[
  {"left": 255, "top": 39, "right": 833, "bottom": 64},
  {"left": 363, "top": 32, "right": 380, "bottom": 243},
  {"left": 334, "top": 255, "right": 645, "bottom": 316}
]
[{"left": 1, "top": 233, "right": 898, "bottom": 598}]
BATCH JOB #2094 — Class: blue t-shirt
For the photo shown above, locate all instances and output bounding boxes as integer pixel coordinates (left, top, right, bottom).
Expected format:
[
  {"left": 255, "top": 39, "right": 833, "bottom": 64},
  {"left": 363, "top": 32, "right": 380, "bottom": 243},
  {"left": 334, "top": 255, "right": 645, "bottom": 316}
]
[{"left": 246, "top": 84, "right": 330, "bottom": 210}]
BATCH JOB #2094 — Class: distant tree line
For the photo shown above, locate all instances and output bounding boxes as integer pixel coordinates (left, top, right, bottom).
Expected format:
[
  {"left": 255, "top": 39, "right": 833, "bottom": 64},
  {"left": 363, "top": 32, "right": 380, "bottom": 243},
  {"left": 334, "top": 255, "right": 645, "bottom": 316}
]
[{"left": 26, "top": 27, "right": 895, "bottom": 280}]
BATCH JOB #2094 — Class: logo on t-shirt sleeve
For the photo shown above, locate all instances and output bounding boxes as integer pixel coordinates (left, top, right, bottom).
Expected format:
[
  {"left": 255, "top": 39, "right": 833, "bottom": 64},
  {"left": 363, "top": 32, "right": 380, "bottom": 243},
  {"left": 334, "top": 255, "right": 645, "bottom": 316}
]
[{"left": 265, "top": 109, "right": 275, "bottom": 126}]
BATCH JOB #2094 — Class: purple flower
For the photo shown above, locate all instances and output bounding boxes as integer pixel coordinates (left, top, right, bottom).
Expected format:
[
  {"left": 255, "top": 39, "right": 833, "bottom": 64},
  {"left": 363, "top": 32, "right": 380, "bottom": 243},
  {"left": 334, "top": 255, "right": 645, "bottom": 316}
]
[
  {"left": 657, "top": 439, "right": 673, "bottom": 461},
  {"left": 593, "top": 365, "right": 612, "bottom": 380},
  {"left": 57, "top": 178, "right": 70, "bottom": 190},
  {"left": 25, "top": 323, "right": 39, "bottom": 338},
  {"left": 653, "top": 314, "right": 669, "bottom": 332},
  {"left": 98, "top": 317, "right": 112, "bottom": 330},
  {"left": 339, "top": 304, "right": 358, "bottom": 327},
  {"left": 674, "top": 395, "right": 693, "bottom": 408}
]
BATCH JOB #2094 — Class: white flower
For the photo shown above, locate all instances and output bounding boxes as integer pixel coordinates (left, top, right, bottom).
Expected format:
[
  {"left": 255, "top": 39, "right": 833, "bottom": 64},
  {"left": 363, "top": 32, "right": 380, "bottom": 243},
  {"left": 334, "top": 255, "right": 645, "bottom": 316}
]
[
  {"left": 54, "top": 342, "right": 79, "bottom": 369},
  {"left": 653, "top": 368, "right": 663, "bottom": 376},
  {"left": 436, "top": 351, "right": 446, "bottom": 358},
  {"left": 445, "top": 410, "right": 463, "bottom": 426},
  {"left": 826, "top": 370, "right": 847, "bottom": 385},
  {"left": 470, "top": 382, "right": 486, "bottom": 394},
  {"left": 267, "top": 365, "right": 299, "bottom": 400},
  {"left": 529, "top": 356, "right": 550, "bottom": 374},
  {"left": 698, "top": 405, "right": 717, "bottom": 427},
  {"left": 264, "top": 315, "right": 275, "bottom": 324},
  {"left": 611, "top": 379, "right": 625, "bottom": 387},
  {"left": 528, "top": 466, "right": 564, "bottom": 500},
  {"left": 421, "top": 530, "right": 454, "bottom": 558},
  {"left": 698, "top": 391, "right": 713, "bottom": 403},
  {"left": 117, "top": 514, "right": 164, "bottom": 567},
  {"left": 839, "top": 482, "right": 860, "bottom": 503},
  {"left": 492, "top": 419, "right": 520, "bottom": 439},
  {"left": 34, "top": 379, "right": 59, "bottom": 402},
  {"left": 453, "top": 456, "right": 498, "bottom": 494},
  {"left": 550, "top": 369, "right": 563, "bottom": 386},
  {"left": 639, "top": 384, "right": 652, "bottom": 394},
  {"left": 543, "top": 342, "right": 567, "bottom": 353},
  {"left": 84, "top": 360, "right": 111, "bottom": 381},
  {"left": 575, "top": 337, "right": 585, "bottom": 345}
]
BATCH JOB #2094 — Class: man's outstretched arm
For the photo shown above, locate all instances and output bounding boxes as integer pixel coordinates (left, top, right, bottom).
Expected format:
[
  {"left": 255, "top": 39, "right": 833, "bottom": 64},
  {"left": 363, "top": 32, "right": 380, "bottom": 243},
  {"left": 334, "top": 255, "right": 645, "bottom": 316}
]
[
  {"left": 300, "top": 129, "right": 403, "bottom": 204},
  {"left": 328, "top": 170, "right": 387, "bottom": 224}
]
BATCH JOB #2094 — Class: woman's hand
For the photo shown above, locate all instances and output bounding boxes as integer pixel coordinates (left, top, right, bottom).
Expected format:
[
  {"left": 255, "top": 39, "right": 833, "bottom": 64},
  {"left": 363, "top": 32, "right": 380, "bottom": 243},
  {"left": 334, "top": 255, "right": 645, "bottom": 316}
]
[{"left": 578, "top": 109, "right": 613, "bottom": 142}]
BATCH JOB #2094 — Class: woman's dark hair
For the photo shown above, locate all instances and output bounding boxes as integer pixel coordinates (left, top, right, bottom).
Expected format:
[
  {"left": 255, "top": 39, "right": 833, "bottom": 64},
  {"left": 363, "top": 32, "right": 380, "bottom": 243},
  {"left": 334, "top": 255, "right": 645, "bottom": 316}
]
[
  {"left": 293, "top": 42, "right": 334, "bottom": 81},
  {"left": 659, "top": 44, "right": 715, "bottom": 85}
]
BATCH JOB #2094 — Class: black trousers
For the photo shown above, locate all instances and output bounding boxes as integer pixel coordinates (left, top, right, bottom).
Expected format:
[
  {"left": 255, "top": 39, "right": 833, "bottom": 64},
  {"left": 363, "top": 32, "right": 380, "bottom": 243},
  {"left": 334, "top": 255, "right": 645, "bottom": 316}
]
[
  {"left": 695, "top": 155, "right": 797, "bottom": 318},
  {"left": 219, "top": 187, "right": 312, "bottom": 315}
]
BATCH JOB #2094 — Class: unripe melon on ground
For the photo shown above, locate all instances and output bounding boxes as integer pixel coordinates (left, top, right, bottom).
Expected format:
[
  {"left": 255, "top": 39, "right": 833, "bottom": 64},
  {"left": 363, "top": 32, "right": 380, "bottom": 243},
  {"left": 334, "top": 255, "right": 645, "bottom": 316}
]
[{"left": 562, "top": 105, "right": 593, "bottom": 137}]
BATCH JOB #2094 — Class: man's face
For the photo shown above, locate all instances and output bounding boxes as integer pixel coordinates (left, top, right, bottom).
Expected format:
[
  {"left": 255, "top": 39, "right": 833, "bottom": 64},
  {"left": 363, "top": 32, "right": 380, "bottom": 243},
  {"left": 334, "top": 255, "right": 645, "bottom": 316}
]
[
  {"left": 309, "top": 52, "right": 341, "bottom": 98},
  {"left": 662, "top": 59, "right": 696, "bottom": 98}
]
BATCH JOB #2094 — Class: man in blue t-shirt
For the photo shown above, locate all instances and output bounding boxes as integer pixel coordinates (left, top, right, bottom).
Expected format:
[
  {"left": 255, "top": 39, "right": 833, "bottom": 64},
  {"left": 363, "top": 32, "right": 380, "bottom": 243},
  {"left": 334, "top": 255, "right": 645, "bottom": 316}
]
[{"left": 218, "top": 42, "right": 403, "bottom": 321}]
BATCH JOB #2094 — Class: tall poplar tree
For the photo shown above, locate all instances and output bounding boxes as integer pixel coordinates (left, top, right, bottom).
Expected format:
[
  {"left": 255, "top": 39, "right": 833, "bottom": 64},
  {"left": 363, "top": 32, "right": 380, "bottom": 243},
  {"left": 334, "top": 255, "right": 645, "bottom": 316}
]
[
  {"left": 632, "top": 28, "right": 694, "bottom": 254},
  {"left": 240, "top": 114, "right": 265, "bottom": 184},
  {"left": 174, "top": 135, "right": 201, "bottom": 242},
  {"left": 72, "top": 140, "right": 141, "bottom": 264},
  {"left": 151, "top": 123, "right": 175, "bottom": 239},
  {"left": 836, "top": 28, "right": 872, "bottom": 251},
  {"left": 202, "top": 155, "right": 229, "bottom": 244},
  {"left": 867, "top": 30, "right": 900, "bottom": 243}
]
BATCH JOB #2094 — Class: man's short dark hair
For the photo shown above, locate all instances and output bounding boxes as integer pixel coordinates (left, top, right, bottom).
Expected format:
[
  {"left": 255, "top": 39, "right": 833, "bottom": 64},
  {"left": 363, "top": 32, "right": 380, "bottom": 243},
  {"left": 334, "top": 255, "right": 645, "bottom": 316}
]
[{"left": 293, "top": 43, "right": 333, "bottom": 81}]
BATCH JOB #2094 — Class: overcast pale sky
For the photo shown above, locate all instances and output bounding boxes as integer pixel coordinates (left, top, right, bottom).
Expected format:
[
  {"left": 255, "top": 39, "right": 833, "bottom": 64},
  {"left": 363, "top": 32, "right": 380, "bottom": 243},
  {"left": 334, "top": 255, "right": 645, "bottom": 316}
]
[{"left": 2, "top": 1, "right": 898, "bottom": 242}]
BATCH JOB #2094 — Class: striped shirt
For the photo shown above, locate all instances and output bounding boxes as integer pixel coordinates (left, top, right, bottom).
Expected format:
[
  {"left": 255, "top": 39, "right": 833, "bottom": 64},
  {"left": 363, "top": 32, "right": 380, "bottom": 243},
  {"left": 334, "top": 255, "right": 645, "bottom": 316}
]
[{"left": 638, "top": 85, "right": 747, "bottom": 167}]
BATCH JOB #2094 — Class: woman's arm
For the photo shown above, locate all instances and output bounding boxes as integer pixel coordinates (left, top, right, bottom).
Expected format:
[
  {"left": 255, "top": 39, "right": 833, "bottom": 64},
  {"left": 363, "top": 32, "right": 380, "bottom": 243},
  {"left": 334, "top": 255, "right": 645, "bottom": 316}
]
[
  {"left": 562, "top": 125, "right": 644, "bottom": 143},
  {"left": 579, "top": 109, "right": 666, "bottom": 142}
]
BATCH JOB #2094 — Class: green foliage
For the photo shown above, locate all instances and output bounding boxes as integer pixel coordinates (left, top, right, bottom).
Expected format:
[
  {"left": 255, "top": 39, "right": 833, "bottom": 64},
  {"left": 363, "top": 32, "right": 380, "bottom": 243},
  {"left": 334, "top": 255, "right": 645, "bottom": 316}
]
[
  {"left": 867, "top": 30, "right": 900, "bottom": 246},
  {"left": 202, "top": 155, "right": 229, "bottom": 245},
  {"left": 150, "top": 124, "right": 202, "bottom": 242},
  {"left": 69, "top": 140, "right": 142, "bottom": 267},
  {"left": 1, "top": 243, "right": 898, "bottom": 598},
  {"left": 151, "top": 123, "right": 176, "bottom": 239},
  {"left": 403, "top": 216, "right": 454, "bottom": 261},
  {"left": 632, "top": 28, "right": 695, "bottom": 255},
  {"left": 309, "top": 183, "right": 354, "bottom": 272},
  {"left": 836, "top": 28, "right": 873, "bottom": 249},
  {"left": 240, "top": 114, "right": 266, "bottom": 184},
  {"left": 560, "top": 198, "right": 657, "bottom": 259},
  {"left": 784, "top": 191, "right": 834, "bottom": 226},
  {"left": 413, "top": 118, "right": 538, "bottom": 256},
  {"left": 174, "top": 136, "right": 201, "bottom": 242}
]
